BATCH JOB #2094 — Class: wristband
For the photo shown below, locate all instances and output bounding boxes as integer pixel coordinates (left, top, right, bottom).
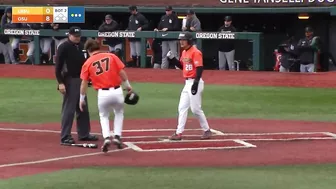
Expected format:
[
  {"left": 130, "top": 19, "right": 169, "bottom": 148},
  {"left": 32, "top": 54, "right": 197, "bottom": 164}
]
[
  {"left": 123, "top": 80, "right": 131, "bottom": 88},
  {"left": 80, "top": 94, "right": 86, "bottom": 101}
]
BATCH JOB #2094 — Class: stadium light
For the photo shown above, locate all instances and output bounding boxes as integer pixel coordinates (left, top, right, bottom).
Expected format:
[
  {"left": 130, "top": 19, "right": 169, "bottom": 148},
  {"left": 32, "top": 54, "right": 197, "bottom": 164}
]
[{"left": 298, "top": 13, "right": 309, "bottom": 20}]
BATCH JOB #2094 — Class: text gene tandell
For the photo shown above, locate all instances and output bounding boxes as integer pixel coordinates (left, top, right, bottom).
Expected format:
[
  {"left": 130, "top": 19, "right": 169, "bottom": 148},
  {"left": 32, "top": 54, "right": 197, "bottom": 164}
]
[{"left": 219, "top": 0, "right": 330, "bottom": 3}]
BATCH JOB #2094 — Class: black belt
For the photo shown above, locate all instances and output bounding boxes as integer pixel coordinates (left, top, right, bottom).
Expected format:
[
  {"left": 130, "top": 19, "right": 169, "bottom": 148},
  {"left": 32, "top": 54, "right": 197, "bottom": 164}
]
[
  {"left": 185, "top": 78, "right": 195, "bottom": 80},
  {"left": 102, "top": 86, "right": 120, "bottom": 90}
]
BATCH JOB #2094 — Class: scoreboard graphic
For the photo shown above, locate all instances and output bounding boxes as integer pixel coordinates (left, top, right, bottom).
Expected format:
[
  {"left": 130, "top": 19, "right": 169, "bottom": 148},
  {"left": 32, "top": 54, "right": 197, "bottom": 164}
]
[{"left": 12, "top": 6, "right": 85, "bottom": 23}]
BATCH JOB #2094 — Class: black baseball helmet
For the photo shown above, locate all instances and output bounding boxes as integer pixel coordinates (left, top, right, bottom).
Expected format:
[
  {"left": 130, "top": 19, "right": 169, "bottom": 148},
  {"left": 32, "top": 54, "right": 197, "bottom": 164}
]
[
  {"left": 124, "top": 91, "right": 139, "bottom": 105},
  {"left": 178, "top": 32, "right": 193, "bottom": 44}
]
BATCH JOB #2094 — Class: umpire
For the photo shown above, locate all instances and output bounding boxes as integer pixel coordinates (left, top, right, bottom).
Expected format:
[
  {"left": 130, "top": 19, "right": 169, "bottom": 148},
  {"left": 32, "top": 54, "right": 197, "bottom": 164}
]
[{"left": 55, "top": 26, "right": 98, "bottom": 145}]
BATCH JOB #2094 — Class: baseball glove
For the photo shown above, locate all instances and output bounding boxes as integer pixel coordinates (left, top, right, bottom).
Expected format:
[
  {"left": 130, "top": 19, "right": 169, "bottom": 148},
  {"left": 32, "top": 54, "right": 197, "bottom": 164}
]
[{"left": 124, "top": 91, "right": 139, "bottom": 105}]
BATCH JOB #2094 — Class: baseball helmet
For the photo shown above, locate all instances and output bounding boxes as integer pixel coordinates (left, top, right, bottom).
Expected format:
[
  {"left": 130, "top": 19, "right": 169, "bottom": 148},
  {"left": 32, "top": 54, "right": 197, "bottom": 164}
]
[
  {"left": 124, "top": 91, "right": 139, "bottom": 105},
  {"left": 178, "top": 32, "right": 193, "bottom": 45}
]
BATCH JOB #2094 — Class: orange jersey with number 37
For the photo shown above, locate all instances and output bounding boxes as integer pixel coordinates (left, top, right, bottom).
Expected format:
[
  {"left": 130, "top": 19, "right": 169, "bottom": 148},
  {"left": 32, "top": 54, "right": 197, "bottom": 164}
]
[
  {"left": 180, "top": 46, "right": 203, "bottom": 78},
  {"left": 80, "top": 52, "right": 125, "bottom": 90}
]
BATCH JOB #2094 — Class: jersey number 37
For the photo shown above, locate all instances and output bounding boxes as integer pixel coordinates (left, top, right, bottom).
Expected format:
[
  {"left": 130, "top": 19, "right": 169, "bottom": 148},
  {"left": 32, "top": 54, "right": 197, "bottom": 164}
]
[{"left": 93, "top": 57, "right": 110, "bottom": 75}]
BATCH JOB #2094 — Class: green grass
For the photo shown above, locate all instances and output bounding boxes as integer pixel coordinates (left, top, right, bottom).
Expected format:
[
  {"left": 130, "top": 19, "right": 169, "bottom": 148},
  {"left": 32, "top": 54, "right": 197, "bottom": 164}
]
[
  {"left": 1, "top": 78, "right": 336, "bottom": 186},
  {"left": 1, "top": 165, "right": 336, "bottom": 188},
  {"left": 1, "top": 78, "right": 336, "bottom": 123}
]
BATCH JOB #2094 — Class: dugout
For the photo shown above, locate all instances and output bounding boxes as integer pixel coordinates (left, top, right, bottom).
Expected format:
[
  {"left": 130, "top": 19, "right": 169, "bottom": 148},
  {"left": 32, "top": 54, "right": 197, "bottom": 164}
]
[
  {"left": 0, "top": 5, "right": 335, "bottom": 71},
  {"left": 82, "top": 9, "right": 335, "bottom": 71}
]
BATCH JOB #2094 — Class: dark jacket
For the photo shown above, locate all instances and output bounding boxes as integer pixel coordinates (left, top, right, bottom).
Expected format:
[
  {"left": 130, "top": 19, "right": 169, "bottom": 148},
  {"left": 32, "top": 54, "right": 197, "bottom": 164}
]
[
  {"left": 1, "top": 7, "right": 22, "bottom": 38},
  {"left": 22, "top": 23, "right": 42, "bottom": 41},
  {"left": 52, "top": 23, "right": 69, "bottom": 40},
  {"left": 218, "top": 25, "right": 236, "bottom": 52},
  {"left": 0, "top": 34, "right": 9, "bottom": 44},
  {"left": 297, "top": 36, "right": 319, "bottom": 65},
  {"left": 157, "top": 13, "right": 179, "bottom": 41},
  {"left": 127, "top": 13, "right": 149, "bottom": 41},
  {"left": 278, "top": 38, "right": 298, "bottom": 69},
  {"left": 55, "top": 39, "right": 87, "bottom": 84},
  {"left": 98, "top": 20, "right": 122, "bottom": 46},
  {"left": 151, "top": 39, "right": 162, "bottom": 64}
]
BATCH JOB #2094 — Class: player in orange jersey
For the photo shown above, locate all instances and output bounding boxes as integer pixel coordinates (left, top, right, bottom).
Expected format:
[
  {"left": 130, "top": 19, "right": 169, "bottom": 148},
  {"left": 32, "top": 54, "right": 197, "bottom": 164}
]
[
  {"left": 166, "top": 32, "right": 212, "bottom": 140},
  {"left": 79, "top": 39, "right": 132, "bottom": 152}
]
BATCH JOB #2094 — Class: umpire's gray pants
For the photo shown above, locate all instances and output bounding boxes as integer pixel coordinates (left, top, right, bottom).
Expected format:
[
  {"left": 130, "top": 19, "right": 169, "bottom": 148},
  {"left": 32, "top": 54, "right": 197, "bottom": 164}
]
[
  {"left": 130, "top": 41, "right": 141, "bottom": 57},
  {"left": 161, "top": 40, "right": 178, "bottom": 69},
  {"left": 218, "top": 50, "right": 235, "bottom": 70},
  {"left": 61, "top": 78, "right": 91, "bottom": 141}
]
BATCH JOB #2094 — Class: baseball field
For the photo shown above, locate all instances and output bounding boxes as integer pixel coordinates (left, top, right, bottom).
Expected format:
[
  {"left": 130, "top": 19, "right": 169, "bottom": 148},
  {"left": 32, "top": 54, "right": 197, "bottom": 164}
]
[{"left": 1, "top": 64, "right": 336, "bottom": 188}]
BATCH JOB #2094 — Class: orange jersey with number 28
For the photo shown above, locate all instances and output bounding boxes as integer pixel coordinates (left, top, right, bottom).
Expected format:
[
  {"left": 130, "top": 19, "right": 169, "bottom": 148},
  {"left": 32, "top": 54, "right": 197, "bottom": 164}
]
[
  {"left": 180, "top": 46, "right": 203, "bottom": 78},
  {"left": 80, "top": 52, "right": 125, "bottom": 90}
]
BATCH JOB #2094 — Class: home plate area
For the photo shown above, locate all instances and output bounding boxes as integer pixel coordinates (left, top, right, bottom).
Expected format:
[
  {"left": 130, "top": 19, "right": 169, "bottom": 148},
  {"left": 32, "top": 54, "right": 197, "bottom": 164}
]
[{"left": 117, "top": 129, "right": 336, "bottom": 152}]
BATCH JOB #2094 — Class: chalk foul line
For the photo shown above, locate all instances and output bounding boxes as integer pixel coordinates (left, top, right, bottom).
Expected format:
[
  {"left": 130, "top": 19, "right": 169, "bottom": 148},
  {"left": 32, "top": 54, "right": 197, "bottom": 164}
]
[{"left": 0, "top": 147, "right": 130, "bottom": 168}]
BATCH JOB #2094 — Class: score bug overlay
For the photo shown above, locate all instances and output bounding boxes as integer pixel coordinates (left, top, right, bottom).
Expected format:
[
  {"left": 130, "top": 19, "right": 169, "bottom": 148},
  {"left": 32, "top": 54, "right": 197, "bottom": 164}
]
[{"left": 12, "top": 6, "right": 84, "bottom": 23}]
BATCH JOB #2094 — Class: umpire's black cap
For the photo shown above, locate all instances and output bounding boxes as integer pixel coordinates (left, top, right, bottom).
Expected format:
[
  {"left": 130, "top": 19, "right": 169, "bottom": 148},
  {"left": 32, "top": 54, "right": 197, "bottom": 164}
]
[{"left": 68, "top": 26, "right": 81, "bottom": 36}]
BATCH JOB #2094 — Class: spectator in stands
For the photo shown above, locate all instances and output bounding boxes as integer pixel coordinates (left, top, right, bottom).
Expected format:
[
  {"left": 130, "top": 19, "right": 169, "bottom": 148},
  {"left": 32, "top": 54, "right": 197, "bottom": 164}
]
[
  {"left": 127, "top": 5, "right": 149, "bottom": 67},
  {"left": 154, "top": 6, "right": 180, "bottom": 69},
  {"left": 52, "top": 23, "right": 68, "bottom": 50},
  {"left": 1, "top": 7, "right": 19, "bottom": 64},
  {"left": 182, "top": 10, "right": 201, "bottom": 32},
  {"left": 98, "top": 14, "right": 123, "bottom": 59},
  {"left": 218, "top": 16, "right": 236, "bottom": 71}
]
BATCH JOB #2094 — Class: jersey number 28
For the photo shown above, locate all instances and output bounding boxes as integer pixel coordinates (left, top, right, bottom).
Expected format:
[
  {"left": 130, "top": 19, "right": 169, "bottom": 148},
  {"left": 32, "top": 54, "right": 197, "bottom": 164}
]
[
  {"left": 93, "top": 57, "right": 110, "bottom": 75},
  {"left": 185, "top": 64, "right": 193, "bottom": 71}
]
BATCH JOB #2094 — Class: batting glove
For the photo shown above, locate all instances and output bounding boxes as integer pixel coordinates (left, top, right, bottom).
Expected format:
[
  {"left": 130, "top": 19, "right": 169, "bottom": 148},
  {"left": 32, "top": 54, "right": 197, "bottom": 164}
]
[
  {"left": 191, "top": 81, "right": 199, "bottom": 95},
  {"left": 166, "top": 51, "right": 174, "bottom": 59}
]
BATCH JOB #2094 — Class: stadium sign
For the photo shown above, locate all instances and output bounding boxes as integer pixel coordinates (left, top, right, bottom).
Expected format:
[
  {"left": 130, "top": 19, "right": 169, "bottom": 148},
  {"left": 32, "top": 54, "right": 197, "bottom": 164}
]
[
  {"left": 195, "top": 32, "right": 235, "bottom": 39},
  {"left": 97, "top": 31, "right": 136, "bottom": 38},
  {"left": 3, "top": 29, "right": 40, "bottom": 36}
]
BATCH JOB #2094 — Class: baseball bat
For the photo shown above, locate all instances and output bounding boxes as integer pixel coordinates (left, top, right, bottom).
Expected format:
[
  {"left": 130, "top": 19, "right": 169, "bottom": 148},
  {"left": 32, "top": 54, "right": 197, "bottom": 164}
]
[{"left": 61, "top": 143, "right": 98, "bottom": 149}]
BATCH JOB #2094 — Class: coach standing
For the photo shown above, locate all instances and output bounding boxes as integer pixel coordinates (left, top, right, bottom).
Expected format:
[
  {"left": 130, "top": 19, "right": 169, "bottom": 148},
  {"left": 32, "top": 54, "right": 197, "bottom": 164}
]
[
  {"left": 127, "top": 5, "right": 149, "bottom": 67},
  {"left": 218, "top": 16, "right": 236, "bottom": 71},
  {"left": 55, "top": 26, "right": 98, "bottom": 145},
  {"left": 154, "top": 6, "right": 180, "bottom": 69}
]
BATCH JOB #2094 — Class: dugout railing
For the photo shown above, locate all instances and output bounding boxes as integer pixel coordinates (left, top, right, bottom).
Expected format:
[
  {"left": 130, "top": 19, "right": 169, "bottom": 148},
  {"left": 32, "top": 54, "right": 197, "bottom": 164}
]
[{"left": 0, "top": 29, "right": 264, "bottom": 71}]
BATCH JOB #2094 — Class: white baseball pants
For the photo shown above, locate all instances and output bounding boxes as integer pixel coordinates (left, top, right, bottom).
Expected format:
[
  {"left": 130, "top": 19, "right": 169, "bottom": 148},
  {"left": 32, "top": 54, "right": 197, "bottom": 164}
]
[
  {"left": 97, "top": 87, "right": 125, "bottom": 139},
  {"left": 176, "top": 78, "right": 210, "bottom": 134},
  {"left": 27, "top": 38, "right": 53, "bottom": 56}
]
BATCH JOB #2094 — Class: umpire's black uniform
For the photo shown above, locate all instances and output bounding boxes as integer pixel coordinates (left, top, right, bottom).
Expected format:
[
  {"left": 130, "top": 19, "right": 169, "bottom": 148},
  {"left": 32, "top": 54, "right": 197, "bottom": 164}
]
[{"left": 55, "top": 27, "right": 98, "bottom": 144}]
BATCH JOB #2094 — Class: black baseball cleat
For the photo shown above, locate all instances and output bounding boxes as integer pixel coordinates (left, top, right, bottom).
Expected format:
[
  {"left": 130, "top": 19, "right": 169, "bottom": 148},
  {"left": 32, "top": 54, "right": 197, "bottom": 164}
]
[
  {"left": 60, "top": 136, "right": 75, "bottom": 145},
  {"left": 78, "top": 134, "right": 98, "bottom": 141},
  {"left": 101, "top": 137, "right": 111, "bottom": 153},
  {"left": 113, "top": 135, "right": 123, "bottom": 149}
]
